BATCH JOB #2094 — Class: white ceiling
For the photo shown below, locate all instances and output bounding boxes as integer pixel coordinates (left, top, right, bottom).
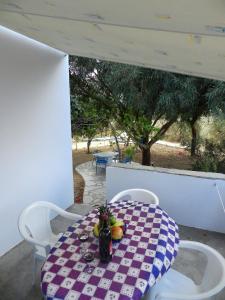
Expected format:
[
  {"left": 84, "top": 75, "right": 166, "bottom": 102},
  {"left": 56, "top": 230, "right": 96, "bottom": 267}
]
[{"left": 1, "top": 0, "right": 225, "bottom": 81}]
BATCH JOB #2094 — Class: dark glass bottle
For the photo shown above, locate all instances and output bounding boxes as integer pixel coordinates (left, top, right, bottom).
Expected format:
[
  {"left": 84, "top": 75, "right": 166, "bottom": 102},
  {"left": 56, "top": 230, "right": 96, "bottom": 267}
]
[{"left": 99, "top": 216, "right": 112, "bottom": 263}]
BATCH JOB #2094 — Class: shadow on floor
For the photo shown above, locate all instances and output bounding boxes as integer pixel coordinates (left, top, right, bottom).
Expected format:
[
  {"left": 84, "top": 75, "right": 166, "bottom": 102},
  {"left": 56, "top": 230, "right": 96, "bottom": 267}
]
[{"left": 0, "top": 204, "right": 91, "bottom": 300}]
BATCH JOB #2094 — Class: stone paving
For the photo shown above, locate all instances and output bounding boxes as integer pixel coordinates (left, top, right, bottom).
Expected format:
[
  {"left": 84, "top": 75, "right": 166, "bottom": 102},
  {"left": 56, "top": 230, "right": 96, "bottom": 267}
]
[
  {"left": 76, "top": 161, "right": 107, "bottom": 207},
  {"left": 75, "top": 161, "right": 141, "bottom": 207}
]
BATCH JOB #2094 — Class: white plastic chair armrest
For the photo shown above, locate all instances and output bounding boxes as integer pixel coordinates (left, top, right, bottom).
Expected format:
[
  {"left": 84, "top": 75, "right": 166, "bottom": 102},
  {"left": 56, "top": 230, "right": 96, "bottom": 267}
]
[
  {"left": 156, "top": 290, "right": 220, "bottom": 300},
  {"left": 179, "top": 240, "right": 209, "bottom": 252},
  {"left": 49, "top": 204, "right": 83, "bottom": 221},
  {"left": 156, "top": 291, "right": 201, "bottom": 300},
  {"left": 57, "top": 210, "right": 83, "bottom": 221},
  {"left": 24, "top": 235, "right": 49, "bottom": 249}
]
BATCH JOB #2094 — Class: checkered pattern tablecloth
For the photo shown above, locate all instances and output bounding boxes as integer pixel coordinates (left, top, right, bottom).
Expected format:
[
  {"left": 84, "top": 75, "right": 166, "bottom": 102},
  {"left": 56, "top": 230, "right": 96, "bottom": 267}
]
[{"left": 41, "top": 200, "right": 179, "bottom": 300}]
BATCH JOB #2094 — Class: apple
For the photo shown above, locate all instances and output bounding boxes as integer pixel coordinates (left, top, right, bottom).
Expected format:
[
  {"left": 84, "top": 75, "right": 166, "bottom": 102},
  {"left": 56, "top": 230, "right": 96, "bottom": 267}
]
[
  {"left": 110, "top": 215, "right": 117, "bottom": 225},
  {"left": 111, "top": 226, "right": 123, "bottom": 240},
  {"left": 112, "top": 220, "right": 126, "bottom": 234}
]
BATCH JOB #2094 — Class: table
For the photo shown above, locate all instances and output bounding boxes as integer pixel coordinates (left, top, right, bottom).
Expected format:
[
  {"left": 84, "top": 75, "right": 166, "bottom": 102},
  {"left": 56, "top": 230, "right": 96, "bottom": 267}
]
[
  {"left": 41, "top": 200, "right": 179, "bottom": 300},
  {"left": 93, "top": 151, "right": 118, "bottom": 159}
]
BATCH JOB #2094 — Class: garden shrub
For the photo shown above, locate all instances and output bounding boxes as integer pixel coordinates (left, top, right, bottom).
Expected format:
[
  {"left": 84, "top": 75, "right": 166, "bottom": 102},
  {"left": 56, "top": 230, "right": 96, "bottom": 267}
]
[
  {"left": 192, "top": 140, "right": 225, "bottom": 174},
  {"left": 192, "top": 154, "right": 218, "bottom": 172},
  {"left": 124, "top": 146, "right": 136, "bottom": 160}
]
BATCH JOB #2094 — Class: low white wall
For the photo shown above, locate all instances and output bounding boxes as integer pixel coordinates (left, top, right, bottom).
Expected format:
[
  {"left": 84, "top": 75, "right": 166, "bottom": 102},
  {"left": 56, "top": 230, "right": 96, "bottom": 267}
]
[
  {"left": 0, "top": 27, "right": 73, "bottom": 256},
  {"left": 106, "top": 164, "right": 225, "bottom": 233}
]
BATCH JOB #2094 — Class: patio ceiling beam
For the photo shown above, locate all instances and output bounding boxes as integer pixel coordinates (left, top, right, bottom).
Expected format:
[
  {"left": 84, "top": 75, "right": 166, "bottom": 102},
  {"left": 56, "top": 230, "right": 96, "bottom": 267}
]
[
  {"left": 1, "top": 0, "right": 225, "bottom": 36},
  {"left": 1, "top": 0, "right": 225, "bottom": 81}
]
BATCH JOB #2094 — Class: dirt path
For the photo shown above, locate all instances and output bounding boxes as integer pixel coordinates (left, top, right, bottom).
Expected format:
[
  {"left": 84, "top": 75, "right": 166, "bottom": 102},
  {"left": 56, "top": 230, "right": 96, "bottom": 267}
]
[{"left": 72, "top": 144, "right": 193, "bottom": 203}]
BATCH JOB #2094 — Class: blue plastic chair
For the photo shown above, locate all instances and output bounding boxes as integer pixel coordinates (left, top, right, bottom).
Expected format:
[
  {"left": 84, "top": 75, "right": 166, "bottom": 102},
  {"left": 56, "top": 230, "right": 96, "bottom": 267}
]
[
  {"left": 120, "top": 156, "right": 132, "bottom": 164},
  {"left": 95, "top": 156, "right": 109, "bottom": 174}
]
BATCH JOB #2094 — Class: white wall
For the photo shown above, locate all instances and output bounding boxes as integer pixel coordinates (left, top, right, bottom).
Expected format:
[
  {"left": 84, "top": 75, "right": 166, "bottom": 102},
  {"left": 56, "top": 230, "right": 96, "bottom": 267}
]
[
  {"left": 107, "top": 165, "right": 225, "bottom": 233},
  {"left": 0, "top": 27, "right": 74, "bottom": 256}
]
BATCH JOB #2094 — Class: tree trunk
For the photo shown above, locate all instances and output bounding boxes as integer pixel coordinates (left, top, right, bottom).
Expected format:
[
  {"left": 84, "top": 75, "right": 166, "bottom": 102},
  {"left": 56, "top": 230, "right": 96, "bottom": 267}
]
[
  {"left": 110, "top": 123, "right": 122, "bottom": 160},
  {"left": 125, "top": 135, "right": 131, "bottom": 147},
  {"left": 191, "top": 122, "right": 197, "bottom": 156},
  {"left": 114, "top": 135, "right": 122, "bottom": 160},
  {"left": 141, "top": 147, "right": 151, "bottom": 166},
  {"left": 87, "top": 138, "right": 92, "bottom": 154}
]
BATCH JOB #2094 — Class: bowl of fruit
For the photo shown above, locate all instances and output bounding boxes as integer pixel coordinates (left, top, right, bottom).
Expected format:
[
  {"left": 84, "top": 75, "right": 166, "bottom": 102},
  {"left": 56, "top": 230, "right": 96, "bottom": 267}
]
[{"left": 93, "top": 206, "right": 126, "bottom": 243}]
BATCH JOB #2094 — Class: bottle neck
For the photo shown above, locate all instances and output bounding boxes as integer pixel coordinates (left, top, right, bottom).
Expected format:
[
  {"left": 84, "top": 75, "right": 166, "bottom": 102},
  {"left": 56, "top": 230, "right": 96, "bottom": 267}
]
[{"left": 102, "top": 217, "right": 109, "bottom": 227}]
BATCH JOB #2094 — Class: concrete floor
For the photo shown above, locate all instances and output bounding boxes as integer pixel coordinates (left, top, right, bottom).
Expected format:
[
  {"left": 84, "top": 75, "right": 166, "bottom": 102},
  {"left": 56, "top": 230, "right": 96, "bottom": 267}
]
[
  {"left": 1, "top": 163, "right": 225, "bottom": 299},
  {"left": 1, "top": 204, "right": 225, "bottom": 300},
  {"left": 0, "top": 204, "right": 91, "bottom": 300}
]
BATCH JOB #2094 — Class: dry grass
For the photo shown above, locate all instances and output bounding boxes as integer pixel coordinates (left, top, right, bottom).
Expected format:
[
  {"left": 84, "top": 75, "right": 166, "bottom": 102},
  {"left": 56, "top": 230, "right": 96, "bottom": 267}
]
[{"left": 134, "top": 144, "right": 192, "bottom": 170}]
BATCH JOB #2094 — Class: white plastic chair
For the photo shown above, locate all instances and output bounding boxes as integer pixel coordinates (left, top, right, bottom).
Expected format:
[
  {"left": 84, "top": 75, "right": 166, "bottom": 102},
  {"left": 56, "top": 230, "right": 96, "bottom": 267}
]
[
  {"left": 109, "top": 188, "right": 159, "bottom": 206},
  {"left": 18, "top": 201, "right": 82, "bottom": 284},
  {"left": 146, "top": 240, "right": 225, "bottom": 300}
]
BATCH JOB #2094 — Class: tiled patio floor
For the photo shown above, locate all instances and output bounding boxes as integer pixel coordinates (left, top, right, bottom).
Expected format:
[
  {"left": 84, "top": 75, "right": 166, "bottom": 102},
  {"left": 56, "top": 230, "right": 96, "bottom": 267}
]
[{"left": 1, "top": 162, "right": 225, "bottom": 299}]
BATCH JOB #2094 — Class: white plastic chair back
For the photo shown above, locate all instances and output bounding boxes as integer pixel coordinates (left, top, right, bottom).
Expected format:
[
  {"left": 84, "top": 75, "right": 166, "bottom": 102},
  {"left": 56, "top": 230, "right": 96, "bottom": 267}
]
[
  {"left": 180, "top": 241, "right": 225, "bottom": 298},
  {"left": 18, "top": 201, "right": 83, "bottom": 284},
  {"left": 19, "top": 202, "right": 55, "bottom": 256},
  {"left": 19, "top": 204, "right": 52, "bottom": 243},
  {"left": 110, "top": 188, "right": 159, "bottom": 206}
]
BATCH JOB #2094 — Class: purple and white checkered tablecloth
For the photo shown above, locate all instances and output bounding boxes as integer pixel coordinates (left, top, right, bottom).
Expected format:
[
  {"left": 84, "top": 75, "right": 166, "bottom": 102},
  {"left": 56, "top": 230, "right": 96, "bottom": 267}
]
[{"left": 41, "top": 200, "right": 179, "bottom": 300}]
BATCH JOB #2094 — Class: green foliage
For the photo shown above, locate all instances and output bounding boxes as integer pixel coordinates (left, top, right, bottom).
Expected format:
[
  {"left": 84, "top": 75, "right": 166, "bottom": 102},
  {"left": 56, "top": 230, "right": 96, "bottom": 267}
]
[
  {"left": 206, "top": 115, "right": 225, "bottom": 174},
  {"left": 122, "top": 112, "right": 159, "bottom": 144},
  {"left": 176, "top": 77, "right": 225, "bottom": 156},
  {"left": 218, "top": 159, "right": 225, "bottom": 174},
  {"left": 192, "top": 141, "right": 225, "bottom": 174},
  {"left": 162, "top": 77, "right": 225, "bottom": 156},
  {"left": 207, "top": 113, "right": 225, "bottom": 146},
  {"left": 193, "top": 154, "right": 218, "bottom": 173},
  {"left": 69, "top": 55, "right": 192, "bottom": 165},
  {"left": 207, "top": 81, "right": 225, "bottom": 114},
  {"left": 124, "top": 146, "right": 136, "bottom": 160},
  {"left": 71, "top": 95, "right": 110, "bottom": 151},
  {"left": 69, "top": 55, "right": 225, "bottom": 165}
]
